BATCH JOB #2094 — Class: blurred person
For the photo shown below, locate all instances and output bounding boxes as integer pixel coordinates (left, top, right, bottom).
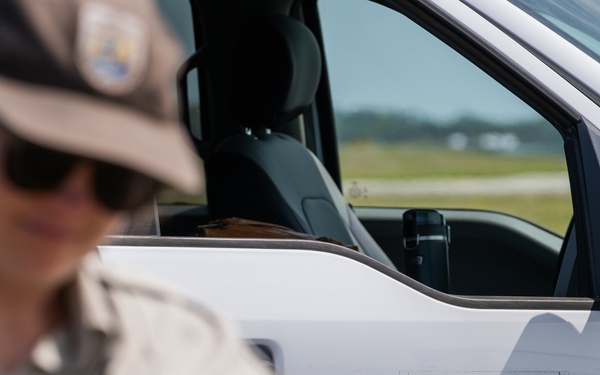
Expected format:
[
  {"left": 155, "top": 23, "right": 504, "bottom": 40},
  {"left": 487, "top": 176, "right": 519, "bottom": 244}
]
[{"left": 0, "top": 0, "right": 270, "bottom": 373}]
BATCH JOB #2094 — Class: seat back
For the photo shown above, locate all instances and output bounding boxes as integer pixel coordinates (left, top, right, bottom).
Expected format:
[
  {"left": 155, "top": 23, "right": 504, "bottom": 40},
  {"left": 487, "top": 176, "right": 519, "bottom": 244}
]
[{"left": 206, "top": 14, "right": 395, "bottom": 269}]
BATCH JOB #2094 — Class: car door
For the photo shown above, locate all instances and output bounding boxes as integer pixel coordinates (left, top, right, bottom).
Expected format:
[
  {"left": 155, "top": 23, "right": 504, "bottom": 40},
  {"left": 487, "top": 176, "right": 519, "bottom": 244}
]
[
  {"left": 306, "top": 0, "right": 600, "bottom": 297},
  {"left": 103, "top": 0, "right": 600, "bottom": 374}
]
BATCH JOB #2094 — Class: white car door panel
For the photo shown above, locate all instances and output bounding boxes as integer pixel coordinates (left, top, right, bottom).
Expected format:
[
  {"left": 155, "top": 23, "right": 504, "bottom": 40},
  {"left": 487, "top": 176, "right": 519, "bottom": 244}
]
[{"left": 100, "top": 240, "right": 599, "bottom": 375}]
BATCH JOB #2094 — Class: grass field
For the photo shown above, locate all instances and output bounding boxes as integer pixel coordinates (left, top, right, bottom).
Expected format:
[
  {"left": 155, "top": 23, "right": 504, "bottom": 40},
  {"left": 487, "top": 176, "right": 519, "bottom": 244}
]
[
  {"left": 158, "top": 141, "right": 572, "bottom": 234},
  {"left": 339, "top": 142, "right": 572, "bottom": 234},
  {"left": 339, "top": 142, "right": 567, "bottom": 179},
  {"left": 345, "top": 193, "right": 572, "bottom": 235}
]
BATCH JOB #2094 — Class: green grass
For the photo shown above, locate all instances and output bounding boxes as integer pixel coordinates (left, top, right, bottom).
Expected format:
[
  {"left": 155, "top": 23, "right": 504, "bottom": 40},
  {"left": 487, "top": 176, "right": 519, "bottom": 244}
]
[
  {"left": 346, "top": 194, "right": 572, "bottom": 235},
  {"left": 339, "top": 142, "right": 567, "bottom": 180},
  {"left": 158, "top": 142, "right": 572, "bottom": 234},
  {"left": 340, "top": 142, "right": 571, "bottom": 234},
  {"left": 157, "top": 188, "right": 206, "bottom": 205}
]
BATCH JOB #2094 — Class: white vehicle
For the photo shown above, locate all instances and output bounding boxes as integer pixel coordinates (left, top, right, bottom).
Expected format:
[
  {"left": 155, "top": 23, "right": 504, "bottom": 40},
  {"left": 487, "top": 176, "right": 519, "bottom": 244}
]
[{"left": 100, "top": 0, "right": 600, "bottom": 374}]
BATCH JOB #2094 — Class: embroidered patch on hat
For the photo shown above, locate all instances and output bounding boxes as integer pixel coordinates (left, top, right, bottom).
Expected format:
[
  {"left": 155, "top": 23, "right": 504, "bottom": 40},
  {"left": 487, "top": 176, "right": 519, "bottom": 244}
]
[{"left": 76, "top": 2, "right": 149, "bottom": 95}]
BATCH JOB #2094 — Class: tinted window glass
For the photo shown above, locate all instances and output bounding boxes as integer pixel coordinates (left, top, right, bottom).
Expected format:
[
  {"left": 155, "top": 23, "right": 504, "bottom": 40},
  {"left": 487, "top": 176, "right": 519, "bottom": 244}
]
[
  {"left": 510, "top": 0, "right": 600, "bottom": 63},
  {"left": 155, "top": 0, "right": 205, "bottom": 206}
]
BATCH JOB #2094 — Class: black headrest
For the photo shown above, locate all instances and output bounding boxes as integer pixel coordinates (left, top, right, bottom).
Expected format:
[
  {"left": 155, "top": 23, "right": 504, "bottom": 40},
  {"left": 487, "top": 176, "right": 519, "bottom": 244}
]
[{"left": 229, "top": 14, "right": 322, "bottom": 128}]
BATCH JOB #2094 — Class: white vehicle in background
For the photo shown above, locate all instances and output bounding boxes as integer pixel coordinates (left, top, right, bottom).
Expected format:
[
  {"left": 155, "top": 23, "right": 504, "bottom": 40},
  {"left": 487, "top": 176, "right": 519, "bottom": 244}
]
[{"left": 100, "top": 0, "right": 600, "bottom": 374}]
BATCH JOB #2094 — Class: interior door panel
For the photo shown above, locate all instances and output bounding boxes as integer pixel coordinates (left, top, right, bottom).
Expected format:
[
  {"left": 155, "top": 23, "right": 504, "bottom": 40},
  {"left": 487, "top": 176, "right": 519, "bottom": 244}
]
[{"left": 355, "top": 207, "right": 563, "bottom": 296}]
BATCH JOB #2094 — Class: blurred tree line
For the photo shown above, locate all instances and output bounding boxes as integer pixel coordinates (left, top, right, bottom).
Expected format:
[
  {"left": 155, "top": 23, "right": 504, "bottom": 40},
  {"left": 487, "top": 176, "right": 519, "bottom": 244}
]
[{"left": 335, "top": 110, "right": 563, "bottom": 154}]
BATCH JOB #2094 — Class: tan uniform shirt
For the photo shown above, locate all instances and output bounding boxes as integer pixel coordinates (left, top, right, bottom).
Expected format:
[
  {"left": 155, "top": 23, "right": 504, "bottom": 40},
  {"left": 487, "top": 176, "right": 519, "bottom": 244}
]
[{"left": 10, "top": 255, "right": 271, "bottom": 375}]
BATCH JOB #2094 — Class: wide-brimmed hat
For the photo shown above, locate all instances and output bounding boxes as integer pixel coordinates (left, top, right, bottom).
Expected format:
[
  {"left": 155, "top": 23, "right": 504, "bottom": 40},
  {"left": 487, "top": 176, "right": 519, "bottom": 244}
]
[{"left": 0, "top": 0, "right": 202, "bottom": 194}]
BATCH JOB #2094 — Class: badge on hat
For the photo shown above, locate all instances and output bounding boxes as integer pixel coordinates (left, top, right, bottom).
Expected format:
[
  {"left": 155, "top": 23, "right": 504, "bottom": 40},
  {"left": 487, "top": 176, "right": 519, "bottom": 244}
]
[{"left": 76, "top": 2, "right": 149, "bottom": 95}]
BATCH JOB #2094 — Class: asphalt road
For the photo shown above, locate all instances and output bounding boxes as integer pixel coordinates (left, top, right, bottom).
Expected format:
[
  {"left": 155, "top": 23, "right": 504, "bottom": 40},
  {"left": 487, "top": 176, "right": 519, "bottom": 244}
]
[{"left": 345, "top": 172, "right": 570, "bottom": 197}]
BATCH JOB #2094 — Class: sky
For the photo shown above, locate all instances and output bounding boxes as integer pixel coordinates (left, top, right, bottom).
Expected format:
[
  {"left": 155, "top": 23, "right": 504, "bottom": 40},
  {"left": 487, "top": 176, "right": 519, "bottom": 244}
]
[
  {"left": 159, "top": 0, "right": 542, "bottom": 124},
  {"left": 317, "top": 0, "right": 541, "bottom": 123}
]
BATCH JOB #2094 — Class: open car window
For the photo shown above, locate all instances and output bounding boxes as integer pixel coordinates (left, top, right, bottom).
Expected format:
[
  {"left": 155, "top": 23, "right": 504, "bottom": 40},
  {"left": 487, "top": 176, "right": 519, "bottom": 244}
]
[{"left": 319, "top": 0, "right": 572, "bottom": 236}]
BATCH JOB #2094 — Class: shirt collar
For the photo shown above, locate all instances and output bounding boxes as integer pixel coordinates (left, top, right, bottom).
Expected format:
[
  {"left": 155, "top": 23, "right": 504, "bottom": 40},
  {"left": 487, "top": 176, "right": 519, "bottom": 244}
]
[
  {"left": 77, "top": 252, "right": 119, "bottom": 336},
  {"left": 29, "top": 252, "right": 117, "bottom": 374}
]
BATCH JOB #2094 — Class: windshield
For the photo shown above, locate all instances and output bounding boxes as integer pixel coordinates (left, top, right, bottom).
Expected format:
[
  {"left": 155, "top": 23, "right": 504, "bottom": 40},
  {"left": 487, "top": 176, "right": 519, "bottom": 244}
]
[{"left": 509, "top": 0, "right": 600, "bottom": 64}]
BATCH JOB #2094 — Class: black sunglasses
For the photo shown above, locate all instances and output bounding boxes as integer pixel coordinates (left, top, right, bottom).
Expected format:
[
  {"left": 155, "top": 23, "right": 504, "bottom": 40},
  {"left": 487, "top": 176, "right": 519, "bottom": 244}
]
[{"left": 3, "top": 137, "right": 156, "bottom": 211}]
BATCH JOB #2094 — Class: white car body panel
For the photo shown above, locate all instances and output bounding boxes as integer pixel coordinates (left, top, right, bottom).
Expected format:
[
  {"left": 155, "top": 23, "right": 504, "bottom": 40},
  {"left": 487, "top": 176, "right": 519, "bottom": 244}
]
[
  {"left": 100, "top": 245, "right": 600, "bottom": 375},
  {"left": 100, "top": 1, "right": 600, "bottom": 374}
]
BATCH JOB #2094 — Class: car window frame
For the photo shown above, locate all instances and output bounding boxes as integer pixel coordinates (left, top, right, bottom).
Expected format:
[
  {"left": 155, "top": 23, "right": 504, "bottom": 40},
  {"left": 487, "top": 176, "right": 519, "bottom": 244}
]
[{"left": 306, "top": 0, "right": 600, "bottom": 298}]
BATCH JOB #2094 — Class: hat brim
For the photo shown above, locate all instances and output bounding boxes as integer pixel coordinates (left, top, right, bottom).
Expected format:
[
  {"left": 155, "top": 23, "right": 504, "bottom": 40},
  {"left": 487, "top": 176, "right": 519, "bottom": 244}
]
[{"left": 0, "top": 76, "right": 203, "bottom": 194}]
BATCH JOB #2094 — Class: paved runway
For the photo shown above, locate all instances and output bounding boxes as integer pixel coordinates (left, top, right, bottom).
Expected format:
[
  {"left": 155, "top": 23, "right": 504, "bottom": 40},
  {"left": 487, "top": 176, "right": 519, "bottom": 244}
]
[{"left": 344, "top": 172, "right": 570, "bottom": 197}]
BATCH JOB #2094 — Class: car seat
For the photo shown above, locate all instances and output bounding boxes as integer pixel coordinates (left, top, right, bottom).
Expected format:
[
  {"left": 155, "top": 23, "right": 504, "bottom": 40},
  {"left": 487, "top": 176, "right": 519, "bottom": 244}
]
[{"left": 205, "top": 14, "right": 396, "bottom": 270}]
